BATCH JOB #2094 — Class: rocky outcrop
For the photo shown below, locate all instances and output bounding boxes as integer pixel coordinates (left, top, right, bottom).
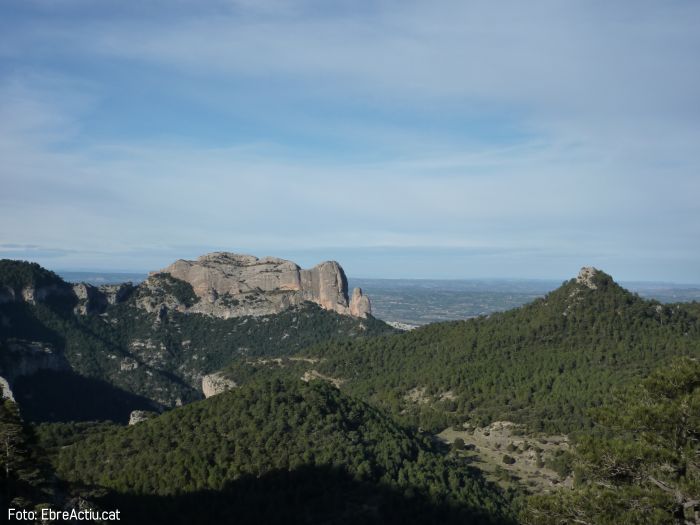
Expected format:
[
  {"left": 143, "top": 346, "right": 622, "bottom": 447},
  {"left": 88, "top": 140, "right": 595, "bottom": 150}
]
[
  {"left": 135, "top": 275, "right": 192, "bottom": 315},
  {"left": 72, "top": 282, "right": 134, "bottom": 315},
  {"left": 349, "top": 287, "right": 371, "bottom": 318},
  {"left": 72, "top": 283, "right": 94, "bottom": 301},
  {"left": 72, "top": 283, "right": 107, "bottom": 315},
  {"left": 8, "top": 283, "right": 73, "bottom": 305},
  {"left": 99, "top": 283, "right": 135, "bottom": 305},
  {"left": 202, "top": 372, "right": 237, "bottom": 398},
  {"left": 153, "top": 252, "right": 372, "bottom": 319},
  {"left": 1, "top": 275, "right": 132, "bottom": 315},
  {"left": 301, "top": 370, "right": 344, "bottom": 388},
  {"left": 128, "top": 410, "right": 156, "bottom": 425},
  {"left": 0, "top": 376, "right": 14, "bottom": 401},
  {"left": 576, "top": 267, "right": 600, "bottom": 290}
]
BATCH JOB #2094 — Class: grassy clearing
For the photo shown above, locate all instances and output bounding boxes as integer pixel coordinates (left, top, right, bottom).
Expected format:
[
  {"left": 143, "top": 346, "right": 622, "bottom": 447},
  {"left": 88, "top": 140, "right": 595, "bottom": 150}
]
[{"left": 437, "top": 421, "right": 573, "bottom": 492}]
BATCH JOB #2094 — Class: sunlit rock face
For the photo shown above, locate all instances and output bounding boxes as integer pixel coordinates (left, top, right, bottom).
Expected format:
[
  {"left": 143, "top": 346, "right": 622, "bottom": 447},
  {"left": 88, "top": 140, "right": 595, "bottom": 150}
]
[
  {"left": 576, "top": 267, "right": 600, "bottom": 290},
  {"left": 201, "top": 372, "right": 237, "bottom": 398},
  {"left": 154, "top": 252, "right": 372, "bottom": 319}
]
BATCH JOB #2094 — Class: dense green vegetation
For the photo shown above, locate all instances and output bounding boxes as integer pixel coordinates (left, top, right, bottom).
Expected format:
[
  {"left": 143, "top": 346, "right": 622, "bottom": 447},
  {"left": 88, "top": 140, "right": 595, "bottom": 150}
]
[
  {"left": 51, "top": 379, "right": 516, "bottom": 524},
  {"left": 0, "top": 299, "right": 201, "bottom": 419},
  {"left": 147, "top": 273, "right": 199, "bottom": 306},
  {"left": 525, "top": 357, "right": 700, "bottom": 524},
  {"left": 287, "top": 271, "right": 700, "bottom": 433},
  {"left": 0, "top": 399, "right": 60, "bottom": 512},
  {"left": 0, "top": 259, "right": 65, "bottom": 291},
  {"left": 0, "top": 261, "right": 394, "bottom": 422}
]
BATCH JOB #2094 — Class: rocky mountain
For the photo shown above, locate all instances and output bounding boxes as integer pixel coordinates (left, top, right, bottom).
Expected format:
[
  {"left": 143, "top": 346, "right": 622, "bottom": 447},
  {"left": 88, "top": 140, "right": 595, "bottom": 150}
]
[
  {"left": 0, "top": 256, "right": 388, "bottom": 423},
  {"left": 1, "top": 253, "right": 372, "bottom": 321},
  {"left": 154, "top": 252, "right": 371, "bottom": 318}
]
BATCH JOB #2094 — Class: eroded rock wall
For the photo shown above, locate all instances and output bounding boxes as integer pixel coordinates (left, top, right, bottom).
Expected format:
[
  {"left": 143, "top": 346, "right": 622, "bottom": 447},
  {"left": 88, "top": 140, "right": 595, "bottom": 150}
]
[{"left": 157, "top": 252, "right": 372, "bottom": 319}]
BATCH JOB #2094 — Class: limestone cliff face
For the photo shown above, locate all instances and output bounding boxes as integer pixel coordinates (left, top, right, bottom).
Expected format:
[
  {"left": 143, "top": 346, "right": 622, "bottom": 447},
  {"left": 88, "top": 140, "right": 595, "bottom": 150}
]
[
  {"left": 155, "top": 252, "right": 372, "bottom": 319},
  {"left": 1, "top": 279, "right": 134, "bottom": 316},
  {"left": 72, "top": 282, "right": 135, "bottom": 315},
  {"left": 72, "top": 283, "right": 107, "bottom": 315}
]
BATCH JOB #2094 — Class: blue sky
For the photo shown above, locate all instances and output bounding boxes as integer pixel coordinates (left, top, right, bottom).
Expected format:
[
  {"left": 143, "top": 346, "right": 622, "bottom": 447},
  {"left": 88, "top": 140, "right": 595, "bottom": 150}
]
[{"left": 1, "top": 0, "right": 699, "bottom": 281}]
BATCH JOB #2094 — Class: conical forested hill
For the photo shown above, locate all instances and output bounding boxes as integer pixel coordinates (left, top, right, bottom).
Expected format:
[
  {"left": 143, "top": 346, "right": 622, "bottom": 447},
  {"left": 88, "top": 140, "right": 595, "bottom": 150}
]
[
  {"left": 47, "top": 379, "right": 515, "bottom": 524},
  {"left": 268, "top": 268, "right": 700, "bottom": 433}
]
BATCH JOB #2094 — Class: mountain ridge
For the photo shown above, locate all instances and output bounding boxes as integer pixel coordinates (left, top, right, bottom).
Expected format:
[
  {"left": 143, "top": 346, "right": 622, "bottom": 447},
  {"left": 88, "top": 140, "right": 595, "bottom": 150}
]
[
  {"left": 0, "top": 256, "right": 390, "bottom": 422},
  {"left": 227, "top": 266, "right": 700, "bottom": 433}
]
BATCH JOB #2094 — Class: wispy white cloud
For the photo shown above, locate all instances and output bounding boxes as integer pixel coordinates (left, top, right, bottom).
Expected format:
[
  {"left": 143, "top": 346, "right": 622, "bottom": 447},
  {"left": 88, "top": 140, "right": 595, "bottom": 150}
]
[{"left": 1, "top": 1, "right": 699, "bottom": 280}]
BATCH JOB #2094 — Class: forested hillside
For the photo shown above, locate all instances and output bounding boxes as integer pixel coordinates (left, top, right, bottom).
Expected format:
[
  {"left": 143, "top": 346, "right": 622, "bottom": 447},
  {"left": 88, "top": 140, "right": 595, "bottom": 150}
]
[
  {"left": 0, "top": 260, "right": 66, "bottom": 290},
  {"left": 229, "top": 269, "right": 700, "bottom": 433},
  {"left": 46, "top": 379, "right": 516, "bottom": 524},
  {"left": 0, "top": 260, "right": 393, "bottom": 422},
  {"left": 525, "top": 357, "right": 700, "bottom": 525}
]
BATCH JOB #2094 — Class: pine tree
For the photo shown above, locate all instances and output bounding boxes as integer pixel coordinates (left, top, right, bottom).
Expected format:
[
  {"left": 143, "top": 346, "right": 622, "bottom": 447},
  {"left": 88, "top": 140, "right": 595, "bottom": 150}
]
[
  {"left": 0, "top": 399, "right": 32, "bottom": 509},
  {"left": 525, "top": 357, "right": 700, "bottom": 525},
  {"left": 0, "top": 400, "right": 26, "bottom": 480}
]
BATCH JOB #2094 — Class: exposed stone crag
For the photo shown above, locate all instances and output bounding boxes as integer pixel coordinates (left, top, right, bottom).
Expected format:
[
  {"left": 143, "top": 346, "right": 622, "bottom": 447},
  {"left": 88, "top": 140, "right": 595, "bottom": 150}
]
[
  {"left": 576, "top": 267, "right": 600, "bottom": 290},
  {"left": 1, "top": 254, "right": 368, "bottom": 319},
  {"left": 1, "top": 279, "right": 135, "bottom": 316},
  {"left": 128, "top": 410, "right": 157, "bottom": 425},
  {"left": 72, "top": 283, "right": 107, "bottom": 315},
  {"left": 100, "top": 283, "right": 135, "bottom": 305},
  {"left": 153, "top": 252, "right": 372, "bottom": 319},
  {"left": 350, "top": 287, "right": 371, "bottom": 318},
  {"left": 73, "top": 282, "right": 135, "bottom": 315},
  {"left": 202, "top": 372, "right": 237, "bottom": 398},
  {"left": 135, "top": 277, "right": 190, "bottom": 315},
  {"left": 0, "top": 376, "right": 14, "bottom": 401},
  {"left": 0, "top": 283, "right": 73, "bottom": 305}
]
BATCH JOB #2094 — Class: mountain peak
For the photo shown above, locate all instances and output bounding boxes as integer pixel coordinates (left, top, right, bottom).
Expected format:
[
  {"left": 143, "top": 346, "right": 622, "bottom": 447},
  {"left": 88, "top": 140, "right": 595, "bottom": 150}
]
[
  {"left": 574, "top": 266, "right": 617, "bottom": 291},
  {"left": 576, "top": 266, "right": 601, "bottom": 289},
  {"left": 155, "top": 252, "right": 371, "bottom": 319}
]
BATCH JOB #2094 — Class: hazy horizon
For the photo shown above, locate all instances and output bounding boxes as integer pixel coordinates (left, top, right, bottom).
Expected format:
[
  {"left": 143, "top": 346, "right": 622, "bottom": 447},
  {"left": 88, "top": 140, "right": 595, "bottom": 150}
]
[{"left": 51, "top": 266, "right": 700, "bottom": 287}]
